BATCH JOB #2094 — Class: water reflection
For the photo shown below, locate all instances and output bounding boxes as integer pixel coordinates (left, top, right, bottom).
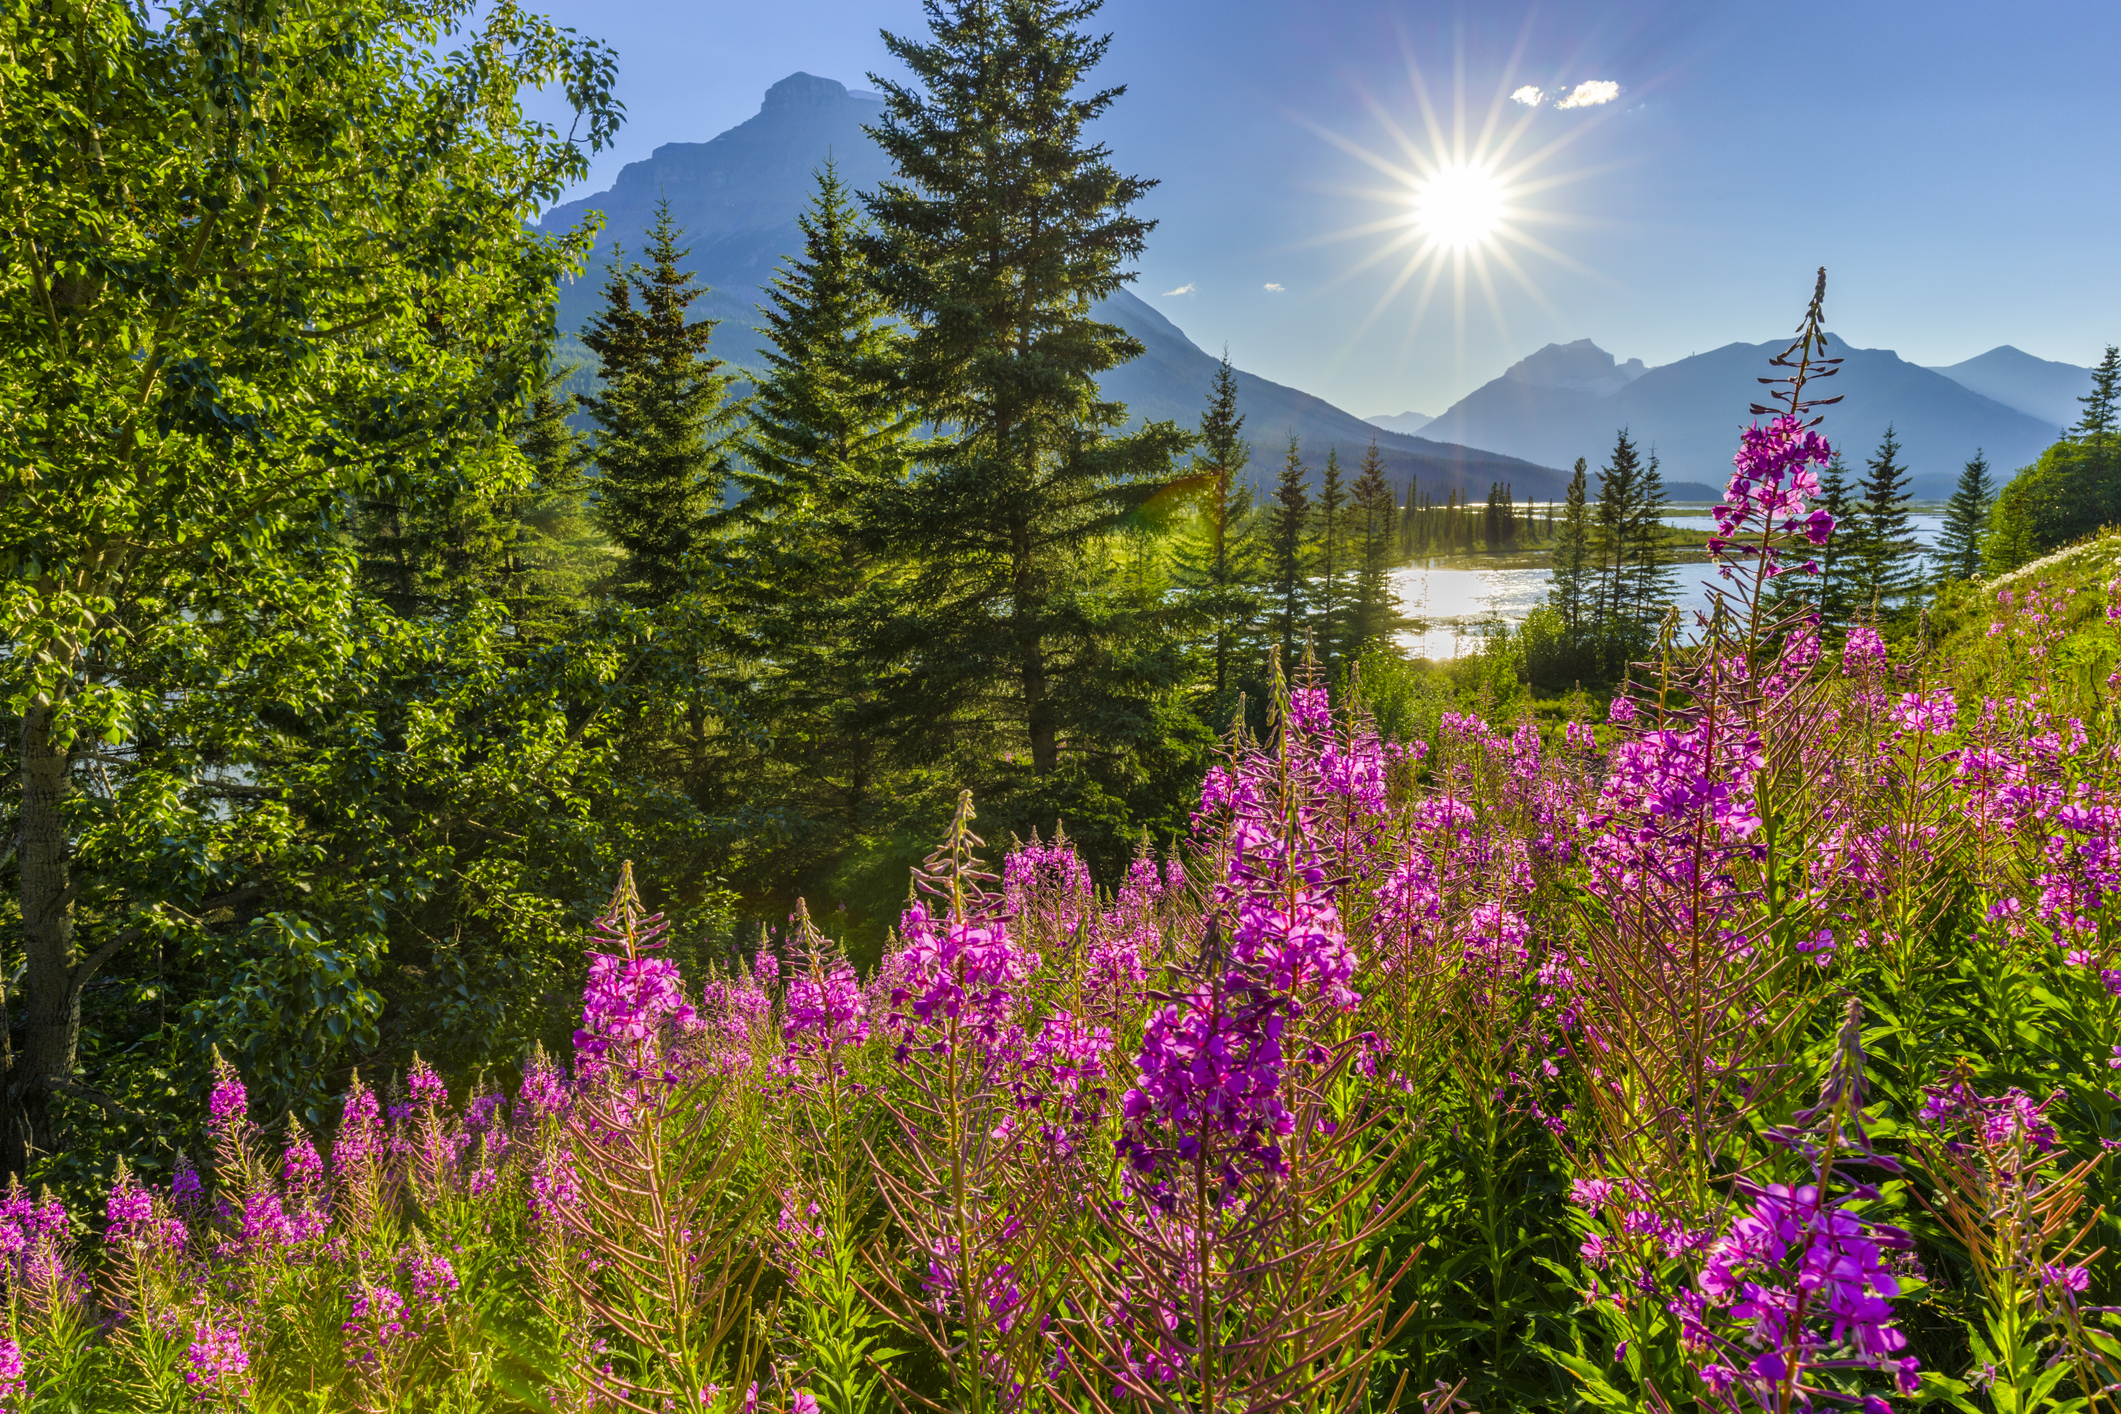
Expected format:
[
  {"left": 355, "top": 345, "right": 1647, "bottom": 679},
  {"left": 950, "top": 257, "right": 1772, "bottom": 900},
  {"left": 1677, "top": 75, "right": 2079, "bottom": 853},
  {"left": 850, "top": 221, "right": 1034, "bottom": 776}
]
[{"left": 1391, "top": 512, "right": 1948, "bottom": 660}]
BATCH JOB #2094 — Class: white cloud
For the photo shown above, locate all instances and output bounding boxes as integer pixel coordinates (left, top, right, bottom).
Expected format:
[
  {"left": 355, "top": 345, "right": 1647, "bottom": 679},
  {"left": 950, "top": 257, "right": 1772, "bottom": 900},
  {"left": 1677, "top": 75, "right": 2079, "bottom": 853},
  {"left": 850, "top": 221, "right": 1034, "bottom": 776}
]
[
  {"left": 1162, "top": 282, "right": 1196, "bottom": 297},
  {"left": 1263, "top": 282, "right": 1285, "bottom": 292},
  {"left": 1509, "top": 85, "right": 1545, "bottom": 107},
  {"left": 1554, "top": 80, "right": 1620, "bottom": 109}
]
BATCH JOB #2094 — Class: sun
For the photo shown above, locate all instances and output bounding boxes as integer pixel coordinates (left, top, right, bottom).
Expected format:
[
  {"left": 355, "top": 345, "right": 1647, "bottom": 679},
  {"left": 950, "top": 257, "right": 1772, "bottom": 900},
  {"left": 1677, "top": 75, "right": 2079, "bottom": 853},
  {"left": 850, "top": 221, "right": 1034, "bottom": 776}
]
[
  {"left": 1409, "top": 161, "right": 1508, "bottom": 253},
  {"left": 1290, "top": 51, "right": 1616, "bottom": 361}
]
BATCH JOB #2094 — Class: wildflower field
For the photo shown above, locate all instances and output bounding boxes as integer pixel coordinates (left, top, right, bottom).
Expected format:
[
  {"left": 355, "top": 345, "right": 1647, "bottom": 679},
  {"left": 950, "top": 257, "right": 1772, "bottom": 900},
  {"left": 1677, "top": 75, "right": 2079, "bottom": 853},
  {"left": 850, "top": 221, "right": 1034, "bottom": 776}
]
[{"left": 16, "top": 331, "right": 2121, "bottom": 1414}]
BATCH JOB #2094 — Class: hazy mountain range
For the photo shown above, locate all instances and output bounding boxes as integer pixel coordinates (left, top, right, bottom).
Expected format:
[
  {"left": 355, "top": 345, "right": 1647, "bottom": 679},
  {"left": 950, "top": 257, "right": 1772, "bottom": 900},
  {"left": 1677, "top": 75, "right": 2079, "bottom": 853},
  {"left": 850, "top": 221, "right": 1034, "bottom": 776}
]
[
  {"left": 1416, "top": 338, "right": 2086, "bottom": 501},
  {"left": 539, "top": 72, "right": 2093, "bottom": 505}
]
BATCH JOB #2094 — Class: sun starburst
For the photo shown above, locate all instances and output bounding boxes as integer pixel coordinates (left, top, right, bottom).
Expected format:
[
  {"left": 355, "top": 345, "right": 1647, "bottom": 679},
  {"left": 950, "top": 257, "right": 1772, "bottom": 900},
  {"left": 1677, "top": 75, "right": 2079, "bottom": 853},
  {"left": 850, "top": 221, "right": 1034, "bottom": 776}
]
[{"left": 1293, "top": 42, "right": 1622, "bottom": 364}]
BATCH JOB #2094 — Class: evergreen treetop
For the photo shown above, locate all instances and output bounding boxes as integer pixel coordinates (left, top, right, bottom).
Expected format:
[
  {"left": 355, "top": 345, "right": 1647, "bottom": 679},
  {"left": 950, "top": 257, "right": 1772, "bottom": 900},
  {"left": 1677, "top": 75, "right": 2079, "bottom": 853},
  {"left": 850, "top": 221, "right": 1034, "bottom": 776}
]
[
  {"left": 581, "top": 198, "right": 743, "bottom": 607},
  {"left": 1850, "top": 424, "right": 1920, "bottom": 611},
  {"left": 1269, "top": 434, "right": 1310, "bottom": 670},
  {"left": 1548, "top": 457, "right": 1593, "bottom": 640},
  {"left": 1349, "top": 439, "right": 1396, "bottom": 650},
  {"left": 2076, "top": 344, "right": 2119, "bottom": 442},
  {"left": 1177, "top": 352, "right": 1261, "bottom": 698},
  {"left": 1936, "top": 449, "right": 1994, "bottom": 582}
]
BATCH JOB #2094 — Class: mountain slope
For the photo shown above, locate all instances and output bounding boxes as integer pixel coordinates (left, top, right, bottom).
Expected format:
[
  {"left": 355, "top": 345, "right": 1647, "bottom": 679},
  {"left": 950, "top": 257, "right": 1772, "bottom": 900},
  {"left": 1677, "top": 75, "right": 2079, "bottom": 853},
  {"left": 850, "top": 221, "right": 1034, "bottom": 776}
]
[
  {"left": 539, "top": 73, "right": 1566, "bottom": 498},
  {"left": 1419, "top": 337, "right": 2063, "bottom": 500},
  {"left": 1927, "top": 346, "right": 2092, "bottom": 430}
]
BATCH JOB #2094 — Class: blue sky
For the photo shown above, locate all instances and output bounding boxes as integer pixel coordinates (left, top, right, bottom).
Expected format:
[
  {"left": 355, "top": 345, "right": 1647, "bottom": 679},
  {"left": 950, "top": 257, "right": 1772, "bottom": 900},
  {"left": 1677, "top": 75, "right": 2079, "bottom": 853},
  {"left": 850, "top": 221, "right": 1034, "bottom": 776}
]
[{"left": 520, "top": 0, "right": 2121, "bottom": 418}]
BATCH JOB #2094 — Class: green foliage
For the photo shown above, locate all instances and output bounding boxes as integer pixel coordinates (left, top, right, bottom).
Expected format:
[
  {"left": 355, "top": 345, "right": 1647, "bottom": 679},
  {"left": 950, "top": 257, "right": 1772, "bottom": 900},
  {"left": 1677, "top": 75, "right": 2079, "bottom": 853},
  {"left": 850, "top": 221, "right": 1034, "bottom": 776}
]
[
  {"left": 716, "top": 162, "right": 922, "bottom": 920},
  {"left": 0, "top": 0, "right": 620, "bottom": 1176},
  {"left": 1986, "top": 440, "right": 2115, "bottom": 574},
  {"left": 1547, "top": 459, "right": 1595, "bottom": 642}
]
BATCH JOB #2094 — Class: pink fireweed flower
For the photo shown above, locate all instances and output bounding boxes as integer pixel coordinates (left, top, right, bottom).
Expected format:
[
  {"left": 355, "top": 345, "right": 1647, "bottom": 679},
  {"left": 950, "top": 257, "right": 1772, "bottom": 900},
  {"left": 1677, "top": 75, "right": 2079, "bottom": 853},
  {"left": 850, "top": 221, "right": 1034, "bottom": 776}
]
[
  {"left": 1843, "top": 625, "right": 1887, "bottom": 675},
  {"left": 1231, "top": 886, "right": 1359, "bottom": 1011},
  {"left": 1888, "top": 690, "right": 1957, "bottom": 737},
  {"left": 575, "top": 950, "right": 697, "bottom": 1073},
  {"left": 783, "top": 959, "right": 870, "bottom": 1054},
  {"left": 207, "top": 1053, "right": 248, "bottom": 1144},
  {"left": 0, "top": 1337, "right": 20, "bottom": 1405},
  {"left": 887, "top": 903, "right": 1036, "bottom": 1054},
  {"left": 333, "top": 1078, "right": 384, "bottom": 1182},
  {"left": 185, "top": 1319, "right": 250, "bottom": 1392},
  {"left": 1118, "top": 974, "right": 1292, "bottom": 1207},
  {"left": 172, "top": 1154, "right": 204, "bottom": 1214},
  {"left": 106, "top": 1172, "right": 153, "bottom": 1243},
  {"left": 515, "top": 1051, "right": 570, "bottom": 1123},
  {"left": 404, "top": 1247, "right": 459, "bottom": 1307},
  {"left": 343, "top": 1281, "right": 408, "bottom": 1365},
  {"left": 1708, "top": 414, "right": 1834, "bottom": 582},
  {"left": 2041, "top": 1263, "right": 2091, "bottom": 1294}
]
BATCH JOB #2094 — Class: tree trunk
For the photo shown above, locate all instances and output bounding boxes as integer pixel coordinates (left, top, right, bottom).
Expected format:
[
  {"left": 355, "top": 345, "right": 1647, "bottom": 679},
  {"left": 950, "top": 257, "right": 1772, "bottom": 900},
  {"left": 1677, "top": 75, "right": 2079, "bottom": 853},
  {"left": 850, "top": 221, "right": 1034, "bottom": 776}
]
[{"left": 10, "top": 702, "right": 78, "bottom": 1178}]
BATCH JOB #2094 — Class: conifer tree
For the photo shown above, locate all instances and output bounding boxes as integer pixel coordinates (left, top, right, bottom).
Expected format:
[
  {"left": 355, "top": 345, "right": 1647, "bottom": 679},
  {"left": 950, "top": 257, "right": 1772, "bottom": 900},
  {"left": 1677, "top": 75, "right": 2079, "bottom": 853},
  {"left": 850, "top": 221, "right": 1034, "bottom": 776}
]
[
  {"left": 2078, "top": 345, "right": 2120, "bottom": 442},
  {"left": 1547, "top": 457, "right": 1594, "bottom": 641},
  {"left": 503, "top": 374, "right": 608, "bottom": 644},
  {"left": 1592, "top": 429, "right": 1644, "bottom": 671},
  {"left": 725, "top": 162, "right": 918, "bottom": 887},
  {"left": 581, "top": 199, "right": 742, "bottom": 608},
  {"left": 1400, "top": 477, "right": 1420, "bottom": 558},
  {"left": 1814, "top": 452, "right": 1859, "bottom": 627},
  {"left": 1269, "top": 434, "right": 1311, "bottom": 669},
  {"left": 1348, "top": 439, "right": 1397, "bottom": 651},
  {"left": 1175, "top": 352, "right": 1263, "bottom": 701},
  {"left": 1312, "top": 447, "right": 1348, "bottom": 669},
  {"left": 1622, "top": 451, "right": 1676, "bottom": 636},
  {"left": 1849, "top": 425, "right": 1919, "bottom": 611},
  {"left": 1936, "top": 449, "right": 1994, "bottom": 581},
  {"left": 860, "top": 0, "right": 1188, "bottom": 788},
  {"left": 2077, "top": 344, "right": 2120, "bottom": 521}
]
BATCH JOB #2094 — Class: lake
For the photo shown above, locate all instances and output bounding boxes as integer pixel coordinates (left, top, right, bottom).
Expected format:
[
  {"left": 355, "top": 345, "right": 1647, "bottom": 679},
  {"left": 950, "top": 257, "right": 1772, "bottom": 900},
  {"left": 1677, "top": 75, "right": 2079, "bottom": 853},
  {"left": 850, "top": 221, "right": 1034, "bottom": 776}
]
[{"left": 1390, "top": 510, "right": 1950, "bottom": 660}]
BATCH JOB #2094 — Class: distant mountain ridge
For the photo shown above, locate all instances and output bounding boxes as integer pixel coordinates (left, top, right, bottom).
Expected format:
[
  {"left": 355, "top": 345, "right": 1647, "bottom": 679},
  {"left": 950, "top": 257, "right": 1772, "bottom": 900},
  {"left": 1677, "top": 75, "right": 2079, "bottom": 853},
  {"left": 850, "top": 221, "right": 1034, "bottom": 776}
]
[
  {"left": 1927, "top": 346, "right": 2094, "bottom": 430},
  {"left": 538, "top": 72, "right": 1568, "bottom": 498},
  {"left": 1418, "top": 336, "right": 2067, "bottom": 500},
  {"left": 1366, "top": 411, "right": 1434, "bottom": 434}
]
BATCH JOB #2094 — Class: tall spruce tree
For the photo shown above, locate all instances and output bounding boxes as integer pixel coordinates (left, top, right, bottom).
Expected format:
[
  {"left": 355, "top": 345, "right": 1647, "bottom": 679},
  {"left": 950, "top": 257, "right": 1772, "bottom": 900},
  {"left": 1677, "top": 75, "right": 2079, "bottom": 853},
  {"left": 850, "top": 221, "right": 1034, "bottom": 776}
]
[
  {"left": 1175, "top": 352, "right": 1264, "bottom": 705},
  {"left": 1269, "top": 434, "right": 1311, "bottom": 670},
  {"left": 1592, "top": 430, "right": 1644, "bottom": 671},
  {"left": 581, "top": 199, "right": 742, "bottom": 607},
  {"left": 1623, "top": 451, "right": 1676, "bottom": 636},
  {"left": 1348, "top": 439, "right": 1397, "bottom": 651},
  {"left": 859, "top": 0, "right": 1188, "bottom": 791},
  {"left": 2077, "top": 344, "right": 2120, "bottom": 520},
  {"left": 1814, "top": 452, "right": 1859, "bottom": 628},
  {"left": 1400, "top": 477, "right": 1421, "bottom": 558},
  {"left": 1936, "top": 449, "right": 1995, "bottom": 581},
  {"left": 501, "top": 375, "right": 607, "bottom": 645},
  {"left": 1312, "top": 446, "right": 1349, "bottom": 669},
  {"left": 724, "top": 162, "right": 918, "bottom": 897},
  {"left": 1548, "top": 457, "right": 1594, "bottom": 641},
  {"left": 2079, "top": 345, "right": 2120, "bottom": 442},
  {"left": 1849, "top": 425, "right": 1919, "bottom": 611}
]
